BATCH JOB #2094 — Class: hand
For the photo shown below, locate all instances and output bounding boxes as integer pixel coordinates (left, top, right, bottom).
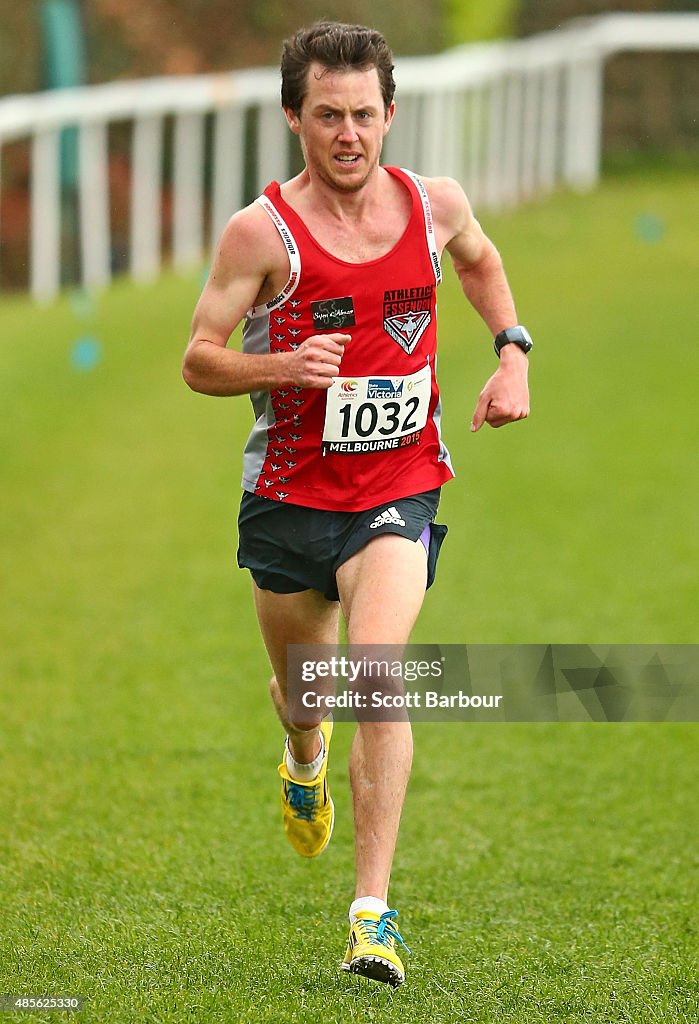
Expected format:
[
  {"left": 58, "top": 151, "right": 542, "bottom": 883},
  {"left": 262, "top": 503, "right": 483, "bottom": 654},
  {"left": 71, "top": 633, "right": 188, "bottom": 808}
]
[
  {"left": 285, "top": 333, "right": 351, "bottom": 389},
  {"left": 470, "top": 352, "right": 530, "bottom": 431}
]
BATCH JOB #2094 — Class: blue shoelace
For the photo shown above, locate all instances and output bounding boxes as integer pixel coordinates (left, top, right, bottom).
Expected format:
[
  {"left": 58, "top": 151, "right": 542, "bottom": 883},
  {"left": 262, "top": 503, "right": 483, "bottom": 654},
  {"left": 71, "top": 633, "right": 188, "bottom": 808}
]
[
  {"left": 358, "top": 910, "right": 411, "bottom": 955},
  {"left": 286, "top": 781, "right": 319, "bottom": 822}
]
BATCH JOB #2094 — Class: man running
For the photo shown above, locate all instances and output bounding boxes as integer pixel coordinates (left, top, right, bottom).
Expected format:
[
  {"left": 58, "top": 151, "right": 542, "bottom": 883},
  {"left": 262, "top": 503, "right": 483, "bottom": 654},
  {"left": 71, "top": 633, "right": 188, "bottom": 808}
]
[{"left": 183, "top": 20, "right": 531, "bottom": 987}]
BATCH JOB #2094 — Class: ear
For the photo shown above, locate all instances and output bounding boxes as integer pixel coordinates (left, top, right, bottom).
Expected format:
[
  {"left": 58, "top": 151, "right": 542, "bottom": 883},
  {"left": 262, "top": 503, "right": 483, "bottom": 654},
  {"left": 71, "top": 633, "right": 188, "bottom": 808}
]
[
  {"left": 383, "top": 101, "right": 396, "bottom": 136},
  {"left": 284, "top": 107, "right": 302, "bottom": 135}
]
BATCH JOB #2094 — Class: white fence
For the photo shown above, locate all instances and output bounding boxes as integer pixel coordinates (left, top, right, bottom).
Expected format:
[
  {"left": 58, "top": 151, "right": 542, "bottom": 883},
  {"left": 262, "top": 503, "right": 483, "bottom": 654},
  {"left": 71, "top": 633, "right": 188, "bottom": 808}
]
[{"left": 0, "top": 11, "right": 698, "bottom": 302}]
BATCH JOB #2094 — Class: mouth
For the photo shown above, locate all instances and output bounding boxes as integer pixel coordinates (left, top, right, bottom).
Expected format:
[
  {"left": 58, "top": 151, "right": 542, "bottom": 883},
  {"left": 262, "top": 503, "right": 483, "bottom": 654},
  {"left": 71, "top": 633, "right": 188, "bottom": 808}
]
[{"left": 334, "top": 153, "right": 362, "bottom": 168}]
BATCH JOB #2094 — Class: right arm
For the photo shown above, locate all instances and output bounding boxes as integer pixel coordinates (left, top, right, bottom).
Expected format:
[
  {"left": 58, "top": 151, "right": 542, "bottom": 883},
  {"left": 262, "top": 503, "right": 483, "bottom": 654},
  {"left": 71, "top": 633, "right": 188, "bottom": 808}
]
[
  {"left": 182, "top": 204, "right": 349, "bottom": 396},
  {"left": 427, "top": 176, "right": 530, "bottom": 432}
]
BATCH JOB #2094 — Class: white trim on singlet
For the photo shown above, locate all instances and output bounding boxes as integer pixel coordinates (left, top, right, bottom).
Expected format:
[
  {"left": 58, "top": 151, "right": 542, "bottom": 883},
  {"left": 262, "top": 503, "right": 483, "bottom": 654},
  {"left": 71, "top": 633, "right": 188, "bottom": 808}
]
[
  {"left": 400, "top": 168, "right": 442, "bottom": 286},
  {"left": 247, "top": 195, "right": 302, "bottom": 319}
]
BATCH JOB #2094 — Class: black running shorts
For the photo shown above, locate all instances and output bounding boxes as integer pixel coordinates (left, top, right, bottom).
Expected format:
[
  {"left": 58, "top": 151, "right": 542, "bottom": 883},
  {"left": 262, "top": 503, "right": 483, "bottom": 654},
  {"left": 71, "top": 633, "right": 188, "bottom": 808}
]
[{"left": 237, "top": 488, "right": 448, "bottom": 601}]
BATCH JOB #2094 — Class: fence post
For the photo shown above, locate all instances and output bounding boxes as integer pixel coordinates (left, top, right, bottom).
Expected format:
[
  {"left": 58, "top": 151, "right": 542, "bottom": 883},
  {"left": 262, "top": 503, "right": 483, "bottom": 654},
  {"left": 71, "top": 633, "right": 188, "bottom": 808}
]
[
  {"left": 78, "top": 121, "right": 111, "bottom": 290},
  {"left": 210, "top": 107, "right": 245, "bottom": 248},
  {"left": 256, "top": 104, "right": 288, "bottom": 195},
  {"left": 30, "top": 129, "right": 61, "bottom": 302},
  {"left": 563, "top": 55, "right": 605, "bottom": 191},
  {"left": 130, "top": 115, "right": 164, "bottom": 283},
  {"left": 465, "top": 86, "right": 485, "bottom": 206},
  {"left": 502, "top": 73, "right": 524, "bottom": 206},
  {"left": 484, "top": 76, "right": 506, "bottom": 209},
  {"left": 538, "top": 65, "right": 561, "bottom": 194},
  {"left": 520, "top": 69, "right": 540, "bottom": 200},
  {"left": 173, "top": 112, "right": 205, "bottom": 269}
]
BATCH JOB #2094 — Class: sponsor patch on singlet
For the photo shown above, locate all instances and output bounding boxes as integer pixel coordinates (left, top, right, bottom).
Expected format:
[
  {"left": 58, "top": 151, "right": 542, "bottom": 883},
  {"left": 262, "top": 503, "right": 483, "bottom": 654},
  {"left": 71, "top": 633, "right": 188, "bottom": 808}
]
[
  {"left": 311, "top": 296, "right": 356, "bottom": 330},
  {"left": 321, "top": 365, "right": 431, "bottom": 454}
]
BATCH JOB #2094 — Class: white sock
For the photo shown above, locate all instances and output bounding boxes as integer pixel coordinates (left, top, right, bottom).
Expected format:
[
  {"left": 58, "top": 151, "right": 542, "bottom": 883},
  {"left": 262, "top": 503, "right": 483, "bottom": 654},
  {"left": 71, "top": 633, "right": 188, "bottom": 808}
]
[
  {"left": 285, "top": 729, "right": 325, "bottom": 782},
  {"left": 349, "top": 896, "right": 390, "bottom": 923}
]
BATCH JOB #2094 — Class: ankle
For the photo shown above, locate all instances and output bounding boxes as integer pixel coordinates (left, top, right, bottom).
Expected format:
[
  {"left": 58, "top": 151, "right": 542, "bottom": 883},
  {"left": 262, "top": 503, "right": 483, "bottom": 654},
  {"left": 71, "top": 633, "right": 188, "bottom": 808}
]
[
  {"left": 286, "top": 729, "right": 325, "bottom": 781},
  {"left": 349, "top": 895, "right": 389, "bottom": 922}
]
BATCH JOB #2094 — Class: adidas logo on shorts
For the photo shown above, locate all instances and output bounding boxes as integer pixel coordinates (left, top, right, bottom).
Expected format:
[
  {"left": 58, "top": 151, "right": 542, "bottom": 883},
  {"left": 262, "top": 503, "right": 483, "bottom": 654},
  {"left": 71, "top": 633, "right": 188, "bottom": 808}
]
[{"left": 369, "top": 506, "right": 406, "bottom": 529}]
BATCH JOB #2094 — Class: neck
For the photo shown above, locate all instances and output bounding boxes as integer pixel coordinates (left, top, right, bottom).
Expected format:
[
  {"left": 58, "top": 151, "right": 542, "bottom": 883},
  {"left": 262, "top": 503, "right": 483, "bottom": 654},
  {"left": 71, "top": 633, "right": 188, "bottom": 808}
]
[{"left": 297, "top": 165, "right": 389, "bottom": 221}]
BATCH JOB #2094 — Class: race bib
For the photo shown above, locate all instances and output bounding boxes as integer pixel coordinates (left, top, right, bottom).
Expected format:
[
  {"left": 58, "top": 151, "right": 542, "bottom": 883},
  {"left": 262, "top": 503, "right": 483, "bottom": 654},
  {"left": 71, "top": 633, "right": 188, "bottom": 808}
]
[{"left": 322, "top": 365, "right": 431, "bottom": 454}]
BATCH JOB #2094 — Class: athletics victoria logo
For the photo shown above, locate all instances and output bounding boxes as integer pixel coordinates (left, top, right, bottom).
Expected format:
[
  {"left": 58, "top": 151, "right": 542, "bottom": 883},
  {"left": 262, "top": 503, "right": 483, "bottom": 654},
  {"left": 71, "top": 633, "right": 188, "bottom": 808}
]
[{"left": 383, "top": 285, "right": 433, "bottom": 354}]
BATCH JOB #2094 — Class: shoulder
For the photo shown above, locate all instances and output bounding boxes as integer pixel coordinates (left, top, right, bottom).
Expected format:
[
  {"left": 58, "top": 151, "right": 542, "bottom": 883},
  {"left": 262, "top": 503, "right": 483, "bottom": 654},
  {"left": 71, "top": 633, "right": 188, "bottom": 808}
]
[
  {"left": 215, "top": 199, "right": 283, "bottom": 266},
  {"left": 205, "top": 194, "right": 296, "bottom": 297},
  {"left": 406, "top": 173, "right": 492, "bottom": 267},
  {"left": 421, "top": 175, "right": 472, "bottom": 238},
  {"left": 399, "top": 171, "right": 474, "bottom": 251}
]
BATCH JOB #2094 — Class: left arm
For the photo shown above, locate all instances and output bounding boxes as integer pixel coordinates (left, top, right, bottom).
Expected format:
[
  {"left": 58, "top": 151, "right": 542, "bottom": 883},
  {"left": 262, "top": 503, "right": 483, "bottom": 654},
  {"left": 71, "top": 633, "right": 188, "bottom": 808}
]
[{"left": 426, "top": 177, "right": 530, "bottom": 431}]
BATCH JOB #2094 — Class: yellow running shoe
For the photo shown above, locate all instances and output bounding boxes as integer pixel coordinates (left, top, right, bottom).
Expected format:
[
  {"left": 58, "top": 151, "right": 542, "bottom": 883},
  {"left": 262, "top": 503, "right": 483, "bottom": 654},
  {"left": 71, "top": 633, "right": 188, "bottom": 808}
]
[
  {"left": 277, "top": 718, "right": 334, "bottom": 858},
  {"left": 340, "top": 909, "right": 410, "bottom": 987}
]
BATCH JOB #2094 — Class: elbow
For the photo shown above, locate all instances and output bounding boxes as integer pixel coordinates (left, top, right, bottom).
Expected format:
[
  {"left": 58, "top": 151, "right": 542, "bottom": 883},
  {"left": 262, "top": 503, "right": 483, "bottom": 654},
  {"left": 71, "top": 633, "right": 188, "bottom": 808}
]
[
  {"left": 182, "top": 337, "right": 239, "bottom": 397},
  {"left": 182, "top": 342, "right": 206, "bottom": 393},
  {"left": 182, "top": 356, "right": 199, "bottom": 392}
]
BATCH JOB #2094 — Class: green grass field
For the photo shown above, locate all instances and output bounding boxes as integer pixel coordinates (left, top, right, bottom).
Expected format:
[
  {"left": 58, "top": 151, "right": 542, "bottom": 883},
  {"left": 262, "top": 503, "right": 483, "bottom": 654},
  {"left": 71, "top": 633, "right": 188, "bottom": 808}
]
[{"left": 1, "top": 169, "right": 697, "bottom": 1022}]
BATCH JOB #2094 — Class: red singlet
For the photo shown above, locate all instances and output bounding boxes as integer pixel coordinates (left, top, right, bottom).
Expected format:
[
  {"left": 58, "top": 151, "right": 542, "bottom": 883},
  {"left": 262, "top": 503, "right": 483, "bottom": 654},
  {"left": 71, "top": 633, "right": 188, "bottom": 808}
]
[{"left": 241, "top": 166, "right": 454, "bottom": 512}]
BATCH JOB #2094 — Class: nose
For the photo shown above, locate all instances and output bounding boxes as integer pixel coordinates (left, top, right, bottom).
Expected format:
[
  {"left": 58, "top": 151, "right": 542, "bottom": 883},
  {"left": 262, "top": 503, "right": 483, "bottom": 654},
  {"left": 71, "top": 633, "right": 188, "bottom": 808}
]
[{"left": 337, "top": 115, "right": 359, "bottom": 142}]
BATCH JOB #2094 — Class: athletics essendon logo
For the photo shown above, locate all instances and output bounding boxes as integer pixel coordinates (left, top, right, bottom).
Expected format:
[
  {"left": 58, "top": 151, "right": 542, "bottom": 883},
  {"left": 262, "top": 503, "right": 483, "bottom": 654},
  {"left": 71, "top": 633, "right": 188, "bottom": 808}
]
[{"left": 383, "top": 285, "right": 433, "bottom": 354}]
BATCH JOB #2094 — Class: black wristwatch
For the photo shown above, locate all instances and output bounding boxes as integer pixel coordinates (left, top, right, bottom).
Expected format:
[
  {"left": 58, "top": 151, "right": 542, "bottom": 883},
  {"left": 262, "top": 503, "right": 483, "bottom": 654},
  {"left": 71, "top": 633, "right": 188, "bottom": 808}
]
[{"left": 493, "top": 325, "right": 533, "bottom": 358}]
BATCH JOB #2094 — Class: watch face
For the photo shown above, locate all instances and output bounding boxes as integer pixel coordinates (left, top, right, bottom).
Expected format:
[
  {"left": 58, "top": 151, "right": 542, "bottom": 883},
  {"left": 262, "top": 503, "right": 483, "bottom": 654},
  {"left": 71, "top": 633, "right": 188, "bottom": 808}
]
[{"left": 495, "top": 326, "right": 532, "bottom": 354}]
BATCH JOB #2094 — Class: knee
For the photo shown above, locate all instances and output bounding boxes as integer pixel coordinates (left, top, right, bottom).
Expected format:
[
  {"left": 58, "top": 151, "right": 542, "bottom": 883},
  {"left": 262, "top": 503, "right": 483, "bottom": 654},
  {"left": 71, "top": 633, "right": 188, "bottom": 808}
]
[{"left": 357, "top": 719, "right": 414, "bottom": 744}]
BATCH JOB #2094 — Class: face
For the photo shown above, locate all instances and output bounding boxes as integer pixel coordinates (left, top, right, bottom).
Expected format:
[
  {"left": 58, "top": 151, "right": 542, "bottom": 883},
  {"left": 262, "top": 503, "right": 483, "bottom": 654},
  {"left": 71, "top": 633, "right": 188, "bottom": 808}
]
[{"left": 284, "top": 63, "right": 394, "bottom": 194}]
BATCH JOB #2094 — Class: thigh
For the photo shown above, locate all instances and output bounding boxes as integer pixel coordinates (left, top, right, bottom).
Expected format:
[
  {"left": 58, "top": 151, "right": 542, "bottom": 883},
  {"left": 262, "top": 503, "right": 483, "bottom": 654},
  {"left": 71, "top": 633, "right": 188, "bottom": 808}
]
[
  {"left": 335, "top": 533, "right": 428, "bottom": 646},
  {"left": 252, "top": 582, "right": 341, "bottom": 693},
  {"left": 239, "top": 492, "right": 349, "bottom": 598}
]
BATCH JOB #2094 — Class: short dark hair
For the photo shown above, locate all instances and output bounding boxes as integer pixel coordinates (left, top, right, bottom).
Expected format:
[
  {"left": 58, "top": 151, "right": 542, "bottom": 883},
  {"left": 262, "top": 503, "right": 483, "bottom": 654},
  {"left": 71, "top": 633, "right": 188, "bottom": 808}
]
[{"left": 281, "top": 21, "right": 396, "bottom": 116}]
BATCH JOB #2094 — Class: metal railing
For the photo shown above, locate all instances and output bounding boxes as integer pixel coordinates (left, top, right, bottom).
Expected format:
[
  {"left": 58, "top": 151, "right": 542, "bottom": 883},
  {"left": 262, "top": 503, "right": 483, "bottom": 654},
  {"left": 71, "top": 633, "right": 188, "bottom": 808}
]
[{"left": 1, "top": 12, "right": 698, "bottom": 302}]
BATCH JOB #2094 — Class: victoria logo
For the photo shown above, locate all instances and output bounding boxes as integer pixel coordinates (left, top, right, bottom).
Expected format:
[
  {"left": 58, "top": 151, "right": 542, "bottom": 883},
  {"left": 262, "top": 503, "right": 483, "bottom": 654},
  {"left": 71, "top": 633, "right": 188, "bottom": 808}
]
[
  {"left": 367, "top": 379, "right": 404, "bottom": 400},
  {"left": 311, "top": 295, "right": 356, "bottom": 330}
]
